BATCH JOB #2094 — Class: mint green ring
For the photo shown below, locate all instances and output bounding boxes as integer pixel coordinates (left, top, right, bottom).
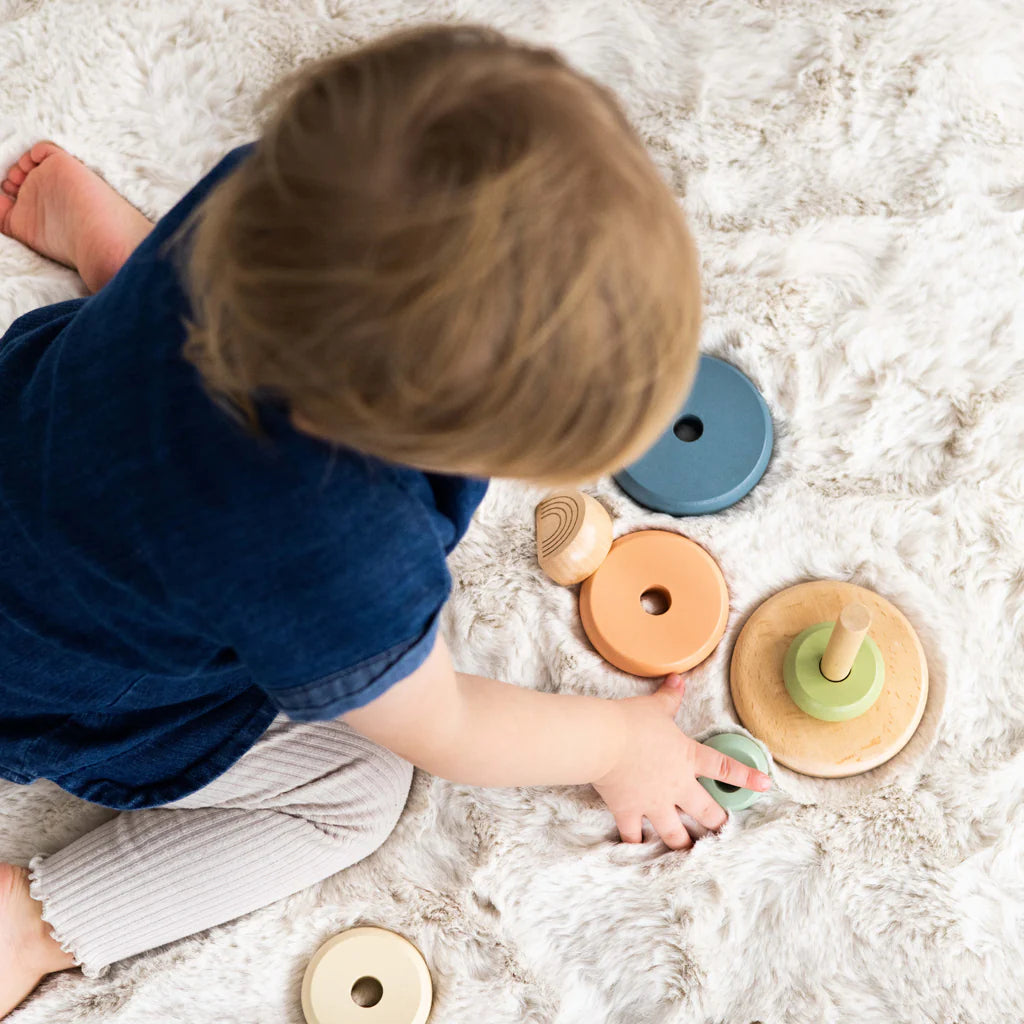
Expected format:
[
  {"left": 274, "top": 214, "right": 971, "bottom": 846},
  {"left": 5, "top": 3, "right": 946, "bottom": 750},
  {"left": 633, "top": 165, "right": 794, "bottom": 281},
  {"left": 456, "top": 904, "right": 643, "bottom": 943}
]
[
  {"left": 783, "top": 622, "right": 884, "bottom": 722},
  {"left": 697, "top": 733, "right": 771, "bottom": 811}
]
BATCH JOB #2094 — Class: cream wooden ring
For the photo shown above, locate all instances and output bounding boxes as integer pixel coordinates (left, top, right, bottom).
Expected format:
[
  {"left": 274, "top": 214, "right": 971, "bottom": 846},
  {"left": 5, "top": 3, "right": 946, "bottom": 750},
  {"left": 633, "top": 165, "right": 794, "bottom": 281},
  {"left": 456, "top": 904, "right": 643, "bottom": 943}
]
[{"left": 302, "top": 927, "right": 432, "bottom": 1024}]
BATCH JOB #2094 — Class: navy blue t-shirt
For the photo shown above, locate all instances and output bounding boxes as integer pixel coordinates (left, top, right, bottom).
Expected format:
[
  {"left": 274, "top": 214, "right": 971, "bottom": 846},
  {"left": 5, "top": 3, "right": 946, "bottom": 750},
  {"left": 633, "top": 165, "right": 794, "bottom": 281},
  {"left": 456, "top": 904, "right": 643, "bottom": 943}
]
[{"left": 0, "top": 145, "right": 487, "bottom": 810}]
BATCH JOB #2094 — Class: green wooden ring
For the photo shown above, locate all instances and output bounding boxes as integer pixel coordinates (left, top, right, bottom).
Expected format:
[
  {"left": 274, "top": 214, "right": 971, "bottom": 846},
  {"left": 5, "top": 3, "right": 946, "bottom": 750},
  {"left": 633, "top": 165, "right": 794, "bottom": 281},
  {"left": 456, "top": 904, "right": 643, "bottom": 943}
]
[
  {"left": 783, "top": 622, "right": 884, "bottom": 722},
  {"left": 697, "top": 732, "right": 771, "bottom": 811}
]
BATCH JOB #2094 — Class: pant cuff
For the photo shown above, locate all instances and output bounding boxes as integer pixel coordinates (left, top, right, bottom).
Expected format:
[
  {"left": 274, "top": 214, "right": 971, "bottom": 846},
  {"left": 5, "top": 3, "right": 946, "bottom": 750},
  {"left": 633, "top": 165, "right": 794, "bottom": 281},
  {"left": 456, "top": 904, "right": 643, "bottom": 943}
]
[{"left": 28, "top": 854, "right": 104, "bottom": 979}]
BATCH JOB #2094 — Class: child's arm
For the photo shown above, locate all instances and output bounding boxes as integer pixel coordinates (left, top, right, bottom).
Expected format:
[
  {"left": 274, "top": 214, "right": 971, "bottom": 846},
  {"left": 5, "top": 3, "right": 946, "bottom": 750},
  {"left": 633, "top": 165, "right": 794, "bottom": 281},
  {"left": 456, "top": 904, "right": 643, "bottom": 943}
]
[{"left": 343, "top": 634, "right": 770, "bottom": 848}]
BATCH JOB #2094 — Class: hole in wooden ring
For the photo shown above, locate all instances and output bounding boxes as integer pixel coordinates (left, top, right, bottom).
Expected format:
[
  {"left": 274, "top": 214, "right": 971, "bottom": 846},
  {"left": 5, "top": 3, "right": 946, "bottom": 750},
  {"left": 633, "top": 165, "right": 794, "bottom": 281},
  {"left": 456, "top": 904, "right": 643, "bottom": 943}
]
[
  {"left": 351, "top": 976, "right": 384, "bottom": 1008},
  {"left": 640, "top": 587, "right": 671, "bottom": 615},
  {"left": 673, "top": 415, "right": 704, "bottom": 442}
]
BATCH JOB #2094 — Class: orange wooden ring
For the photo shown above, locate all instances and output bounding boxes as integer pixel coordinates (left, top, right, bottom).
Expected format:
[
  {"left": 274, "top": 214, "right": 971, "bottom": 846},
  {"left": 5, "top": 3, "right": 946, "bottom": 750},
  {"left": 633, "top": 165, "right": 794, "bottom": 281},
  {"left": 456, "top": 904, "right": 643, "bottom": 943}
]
[{"left": 579, "top": 531, "right": 729, "bottom": 677}]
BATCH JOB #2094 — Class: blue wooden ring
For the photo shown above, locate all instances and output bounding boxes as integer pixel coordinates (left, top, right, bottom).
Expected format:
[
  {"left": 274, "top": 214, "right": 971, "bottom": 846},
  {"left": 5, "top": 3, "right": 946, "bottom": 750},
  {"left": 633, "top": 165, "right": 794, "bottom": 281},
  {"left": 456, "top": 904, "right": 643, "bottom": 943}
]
[{"left": 614, "top": 355, "right": 773, "bottom": 516}]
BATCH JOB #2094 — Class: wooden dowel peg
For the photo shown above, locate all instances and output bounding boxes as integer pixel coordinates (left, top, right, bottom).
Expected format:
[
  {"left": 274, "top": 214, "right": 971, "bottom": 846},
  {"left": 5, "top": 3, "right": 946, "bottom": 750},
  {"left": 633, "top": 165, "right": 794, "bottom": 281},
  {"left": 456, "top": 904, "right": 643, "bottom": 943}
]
[{"left": 821, "top": 603, "right": 872, "bottom": 682}]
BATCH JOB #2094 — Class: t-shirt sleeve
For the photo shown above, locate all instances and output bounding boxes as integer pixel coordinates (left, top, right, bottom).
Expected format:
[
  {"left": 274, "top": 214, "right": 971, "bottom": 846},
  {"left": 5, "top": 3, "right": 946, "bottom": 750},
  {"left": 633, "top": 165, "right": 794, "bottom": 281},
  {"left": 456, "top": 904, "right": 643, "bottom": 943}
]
[
  {"left": 264, "top": 614, "right": 441, "bottom": 721},
  {"left": 247, "top": 480, "right": 451, "bottom": 720},
  {"left": 239, "top": 514, "right": 450, "bottom": 721},
  {"left": 163, "top": 454, "right": 454, "bottom": 722}
]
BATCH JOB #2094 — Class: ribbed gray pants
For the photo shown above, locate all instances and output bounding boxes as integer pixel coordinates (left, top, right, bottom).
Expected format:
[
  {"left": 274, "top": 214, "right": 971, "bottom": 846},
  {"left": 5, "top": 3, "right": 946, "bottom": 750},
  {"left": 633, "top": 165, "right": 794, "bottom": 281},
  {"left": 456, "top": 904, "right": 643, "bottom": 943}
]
[{"left": 27, "top": 716, "right": 414, "bottom": 977}]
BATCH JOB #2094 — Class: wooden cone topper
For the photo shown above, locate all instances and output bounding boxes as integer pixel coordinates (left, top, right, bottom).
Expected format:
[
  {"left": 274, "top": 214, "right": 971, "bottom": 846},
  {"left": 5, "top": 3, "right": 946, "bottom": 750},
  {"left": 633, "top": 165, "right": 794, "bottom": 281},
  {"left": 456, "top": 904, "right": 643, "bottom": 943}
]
[{"left": 535, "top": 491, "right": 613, "bottom": 586}]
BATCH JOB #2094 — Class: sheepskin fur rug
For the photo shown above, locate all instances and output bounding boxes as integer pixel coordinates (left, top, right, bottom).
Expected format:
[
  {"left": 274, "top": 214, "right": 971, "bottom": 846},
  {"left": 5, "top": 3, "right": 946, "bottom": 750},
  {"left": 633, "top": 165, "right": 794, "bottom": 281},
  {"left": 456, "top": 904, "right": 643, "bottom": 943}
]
[{"left": 2, "top": 1, "right": 1023, "bottom": 1021}]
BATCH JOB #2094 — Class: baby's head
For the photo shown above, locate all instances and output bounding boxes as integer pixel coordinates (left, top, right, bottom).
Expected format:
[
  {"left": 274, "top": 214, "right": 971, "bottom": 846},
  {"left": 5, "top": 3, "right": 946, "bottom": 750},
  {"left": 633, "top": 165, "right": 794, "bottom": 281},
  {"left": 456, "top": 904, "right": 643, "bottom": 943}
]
[{"left": 184, "top": 25, "right": 701, "bottom": 484}]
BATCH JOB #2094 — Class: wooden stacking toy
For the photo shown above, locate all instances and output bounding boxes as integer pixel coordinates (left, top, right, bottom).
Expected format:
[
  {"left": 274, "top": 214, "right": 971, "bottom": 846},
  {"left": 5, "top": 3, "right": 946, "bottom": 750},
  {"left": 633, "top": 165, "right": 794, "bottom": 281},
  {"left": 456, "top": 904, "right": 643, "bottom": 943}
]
[
  {"left": 615, "top": 355, "right": 773, "bottom": 516},
  {"left": 730, "top": 581, "right": 928, "bottom": 778},
  {"left": 302, "top": 927, "right": 432, "bottom": 1024},
  {"left": 536, "top": 492, "right": 729, "bottom": 676}
]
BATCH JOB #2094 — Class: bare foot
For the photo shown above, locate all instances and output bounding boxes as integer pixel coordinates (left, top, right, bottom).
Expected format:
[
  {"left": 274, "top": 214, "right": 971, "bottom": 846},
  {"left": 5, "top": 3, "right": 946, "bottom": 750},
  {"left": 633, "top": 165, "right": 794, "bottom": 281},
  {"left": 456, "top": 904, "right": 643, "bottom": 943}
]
[
  {"left": 0, "top": 142, "right": 154, "bottom": 293},
  {"left": 0, "top": 863, "right": 75, "bottom": 1019}
]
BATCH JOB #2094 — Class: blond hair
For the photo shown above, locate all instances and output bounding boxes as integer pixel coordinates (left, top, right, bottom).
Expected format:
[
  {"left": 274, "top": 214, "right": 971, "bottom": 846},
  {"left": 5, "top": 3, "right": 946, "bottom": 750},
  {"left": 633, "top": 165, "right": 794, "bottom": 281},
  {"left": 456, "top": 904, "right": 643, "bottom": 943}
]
[{"left": 182, "top": 25, "right": 701, "bottom": 483}]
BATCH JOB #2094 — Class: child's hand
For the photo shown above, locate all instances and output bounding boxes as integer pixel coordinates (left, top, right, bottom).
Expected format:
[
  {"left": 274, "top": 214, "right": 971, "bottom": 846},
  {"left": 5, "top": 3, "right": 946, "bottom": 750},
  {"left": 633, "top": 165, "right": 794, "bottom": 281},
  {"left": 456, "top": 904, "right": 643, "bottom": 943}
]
[{"left": 592, "top": 673, "right": 771, "bottom": 849}]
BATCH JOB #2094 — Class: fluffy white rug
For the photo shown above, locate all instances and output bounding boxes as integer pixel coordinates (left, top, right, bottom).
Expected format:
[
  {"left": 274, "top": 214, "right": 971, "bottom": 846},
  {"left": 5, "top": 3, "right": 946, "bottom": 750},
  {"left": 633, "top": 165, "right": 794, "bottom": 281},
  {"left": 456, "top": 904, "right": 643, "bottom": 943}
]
[{"left": 3, "top": 0, "right": 1023, "bottom": 1021}]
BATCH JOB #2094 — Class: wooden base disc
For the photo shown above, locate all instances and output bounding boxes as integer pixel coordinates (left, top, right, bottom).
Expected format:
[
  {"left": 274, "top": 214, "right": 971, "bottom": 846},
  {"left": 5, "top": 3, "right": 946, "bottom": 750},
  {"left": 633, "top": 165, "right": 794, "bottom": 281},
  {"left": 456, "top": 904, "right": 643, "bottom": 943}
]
[{"left": 730, "top": 581, "right": 928, "bottom": 778}]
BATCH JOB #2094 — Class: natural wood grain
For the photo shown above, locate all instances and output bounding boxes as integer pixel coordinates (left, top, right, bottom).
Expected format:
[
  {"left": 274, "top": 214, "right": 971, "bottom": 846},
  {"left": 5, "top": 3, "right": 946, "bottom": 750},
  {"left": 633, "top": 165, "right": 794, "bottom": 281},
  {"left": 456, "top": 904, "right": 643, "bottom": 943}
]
[
  {"left": 730, "top": 581, "right": 928, "bottom": 778},
  {"left": 820, "top": 602, "right": 872, "bottom": 681},
  {"left": 535, "top": 491, "right": 613, "bottom": 586}
]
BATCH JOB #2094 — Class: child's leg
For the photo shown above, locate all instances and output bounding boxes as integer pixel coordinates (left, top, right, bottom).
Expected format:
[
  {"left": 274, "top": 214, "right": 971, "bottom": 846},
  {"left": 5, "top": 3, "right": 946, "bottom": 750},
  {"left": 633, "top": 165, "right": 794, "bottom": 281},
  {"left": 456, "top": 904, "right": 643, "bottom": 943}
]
[
  {"left": 16, "top": 718, "right": 412, "bottom": 990},
  {"left": 0, "top": 142, "right": 154, "bottom": 293}
]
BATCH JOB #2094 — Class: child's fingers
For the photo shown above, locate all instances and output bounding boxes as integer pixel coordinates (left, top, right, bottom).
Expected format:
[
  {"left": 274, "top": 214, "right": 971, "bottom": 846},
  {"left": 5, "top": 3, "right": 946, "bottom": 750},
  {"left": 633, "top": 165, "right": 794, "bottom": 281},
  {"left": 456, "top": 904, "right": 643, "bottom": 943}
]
[
  {"left": 648, "top": 809, "right": 692, "bottom": 851},
  {"left": 0, "top": 193, "right": 13, "bottom": 235},
  {"left": 663, "top": 672, "right": 685, "bottom": 693},
  {"left": 681, "top": 783, "right": 728, "bottom": 832},
  {"left": 653, "top": 672, "right": 687, "bottom": 715},
  {"left": 615, "top": 812, "right": 644, "bottom": 844},
  {"left": 695, "top": 743, "right": 772, "bottom": 793}
]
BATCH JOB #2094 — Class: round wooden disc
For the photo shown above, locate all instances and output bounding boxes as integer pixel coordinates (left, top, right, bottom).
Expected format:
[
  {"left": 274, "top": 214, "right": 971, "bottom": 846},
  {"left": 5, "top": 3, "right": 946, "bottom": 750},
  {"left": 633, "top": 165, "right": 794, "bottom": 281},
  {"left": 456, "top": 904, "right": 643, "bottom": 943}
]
[
  {"left": 302, "top": 927, "right": 432, "bottom": 1024},
  {"left": 730, "top": 581, "right": 928, "bottom": 778},
  {"left": 614, "top": 355, "right": 773, "bottom": 515},
  {"left": 579, "top": 530, "right": 728, "bottom": 676}
]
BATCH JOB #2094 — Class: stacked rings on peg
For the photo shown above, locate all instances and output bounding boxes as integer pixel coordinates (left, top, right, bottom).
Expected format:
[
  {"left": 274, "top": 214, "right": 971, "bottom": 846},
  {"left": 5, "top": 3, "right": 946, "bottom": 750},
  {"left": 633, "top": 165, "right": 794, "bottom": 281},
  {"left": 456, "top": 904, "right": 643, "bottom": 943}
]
[
  {"left": 784, "top": 603, "right": 884, "bottom": 721},
  {"left": 302, "top": 927, "right": 432, "bottom": 1024},
  {"left": 615, "top": 355, "right": 773, "bottom": 516},
  {"left": 730, "top": 581, "right": 929, "bottom": 778}
]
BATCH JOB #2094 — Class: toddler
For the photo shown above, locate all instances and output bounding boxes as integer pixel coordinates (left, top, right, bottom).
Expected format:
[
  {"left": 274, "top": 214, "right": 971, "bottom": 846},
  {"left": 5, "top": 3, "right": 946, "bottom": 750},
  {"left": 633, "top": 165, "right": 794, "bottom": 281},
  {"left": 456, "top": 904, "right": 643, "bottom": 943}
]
[{"left": 0, "top": 25, "right": 770, "bottom": 1016}]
